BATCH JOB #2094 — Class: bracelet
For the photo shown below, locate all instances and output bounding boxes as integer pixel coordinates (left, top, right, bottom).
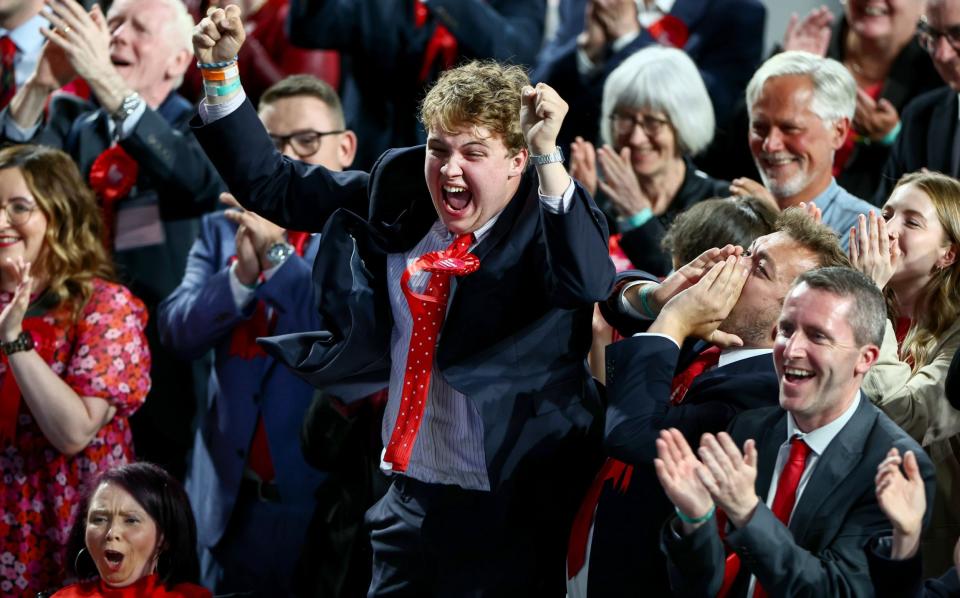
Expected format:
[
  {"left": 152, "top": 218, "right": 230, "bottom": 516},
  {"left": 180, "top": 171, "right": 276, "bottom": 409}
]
[
  {"left": 637, "top": 283, "right": 656, "bottom": 318},
  {"left": 879, "top": 121, "right": 902, "bottom": 147},
  {"left": 675, "top": 504, "right": 715, "bottom": 525},
  {"left": 200, "top": 64, "right": 239, "bottom": 82},
  {"left": 204, "top": 78, "right": 242, "bottom": 97},
  {"left": 618, "top": 207, "right": 653, "bottom": 232},
  {"left": 197, "top": 56, "right": 238, "bottom": 69}
]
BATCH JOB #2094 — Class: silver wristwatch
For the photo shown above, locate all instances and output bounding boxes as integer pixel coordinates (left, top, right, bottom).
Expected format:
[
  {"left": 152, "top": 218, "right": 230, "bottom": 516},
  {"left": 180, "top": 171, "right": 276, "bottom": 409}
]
[
  {"left": 265, "top": 241, "right": 295, "bottom": 268},
  {"left": 529, "top": 146, "right": 564, "bottom": 165},
  {"left": 111, "top": 91, "right": 142, "bottom": 123}
]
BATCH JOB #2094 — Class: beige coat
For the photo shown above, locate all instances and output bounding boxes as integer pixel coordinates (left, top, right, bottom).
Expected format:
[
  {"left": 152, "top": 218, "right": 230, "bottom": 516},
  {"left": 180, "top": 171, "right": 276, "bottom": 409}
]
[{"left": 864, "top": 318, "right": 960, "bottom": 575}]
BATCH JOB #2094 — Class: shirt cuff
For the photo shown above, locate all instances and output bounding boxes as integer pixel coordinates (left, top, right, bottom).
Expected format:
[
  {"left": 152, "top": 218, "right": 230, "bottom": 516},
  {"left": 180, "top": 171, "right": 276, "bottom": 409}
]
[
  {"left": 198, "top": 88, "right": 248, "bottom": 124},
  {"left": 3, "top": 110, "right": 38, "bottom": 141},
  {"left": 576, "top": 46, "right": 601, "bottom": 76},
  {"left": 620, "top": 279, "right": 655, "bottom": 319},
  {"left": 611, "top": 31, "right": 640, "bottom": 53},
  {"left": 632, "top": 332, "right": 680, "bottom": 348},
  {"left": 539, "top": 179, "right": 576, "bottom": 214},
  {"left": 115, "top": 99, "right": 147, "bottom": 140},
  {"left": 228, "top": 261, "right": 257, "bottom": 310}
]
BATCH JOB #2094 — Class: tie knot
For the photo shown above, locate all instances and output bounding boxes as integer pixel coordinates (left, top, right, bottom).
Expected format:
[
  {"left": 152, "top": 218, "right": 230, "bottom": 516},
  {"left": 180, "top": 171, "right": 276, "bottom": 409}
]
[
  {"left": 0, "top": 36, "right": 14, "bottom": 54},
  {"left": 788, "top": 436, "right": 811, "bottom": 463},
  {"left": 449, "top": 232, "right": 473, "bottom": 252}
]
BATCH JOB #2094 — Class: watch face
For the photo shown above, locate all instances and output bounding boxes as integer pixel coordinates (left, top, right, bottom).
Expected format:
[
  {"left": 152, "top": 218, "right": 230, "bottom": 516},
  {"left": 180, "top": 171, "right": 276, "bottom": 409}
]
[{"left": 266, "top": 243, "right": 293, "bottom": 266}]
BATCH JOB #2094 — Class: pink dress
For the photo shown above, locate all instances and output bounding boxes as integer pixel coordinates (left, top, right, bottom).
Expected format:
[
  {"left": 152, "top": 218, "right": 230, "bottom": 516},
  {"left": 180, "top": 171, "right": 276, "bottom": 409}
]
[{"left": 0, "top": 279, "right": 151, "bottom": 596}]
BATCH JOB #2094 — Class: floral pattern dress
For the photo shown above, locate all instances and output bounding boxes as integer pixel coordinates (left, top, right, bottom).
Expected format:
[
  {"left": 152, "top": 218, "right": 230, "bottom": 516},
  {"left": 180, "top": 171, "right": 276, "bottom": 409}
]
[{"left": 0, "top": 279, "right": 151, "bottom": 596}]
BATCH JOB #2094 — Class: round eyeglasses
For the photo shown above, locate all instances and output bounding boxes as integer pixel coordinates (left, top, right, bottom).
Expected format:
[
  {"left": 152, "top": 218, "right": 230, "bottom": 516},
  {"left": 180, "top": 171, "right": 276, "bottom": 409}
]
[
  {"left": 269, "top": 129, "right": 345, "bottom": 159},
  {"left": 0, "top": 199, "right": 36, "bottom": 226},
  {"left": 609, "top": 112, "right": 671, "bottom": 138}
]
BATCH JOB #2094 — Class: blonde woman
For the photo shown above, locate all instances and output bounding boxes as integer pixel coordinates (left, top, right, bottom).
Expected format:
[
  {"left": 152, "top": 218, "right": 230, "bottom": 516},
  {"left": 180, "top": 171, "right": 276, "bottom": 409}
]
[{"left": 851, "top": 170, "right": 960, "bottom": 574}]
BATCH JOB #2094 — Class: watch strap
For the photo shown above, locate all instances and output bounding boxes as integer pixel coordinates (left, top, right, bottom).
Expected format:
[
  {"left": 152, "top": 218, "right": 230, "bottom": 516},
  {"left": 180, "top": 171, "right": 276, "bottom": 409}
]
[
  {"left": 529, "top": 146, "right": 564, "bottom": 165},
  {"left": 1, "top": 331, "right": 34, "bottom": 355}
]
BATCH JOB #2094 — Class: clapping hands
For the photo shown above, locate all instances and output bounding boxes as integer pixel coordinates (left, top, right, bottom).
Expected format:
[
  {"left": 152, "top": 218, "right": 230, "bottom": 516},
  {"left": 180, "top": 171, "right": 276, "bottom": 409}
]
[
  {"left": 849, "top": 210, "right": 900, "bottom": 289},
  {"left": 875, "top": 447, "right": 925, "bottom": 560}
]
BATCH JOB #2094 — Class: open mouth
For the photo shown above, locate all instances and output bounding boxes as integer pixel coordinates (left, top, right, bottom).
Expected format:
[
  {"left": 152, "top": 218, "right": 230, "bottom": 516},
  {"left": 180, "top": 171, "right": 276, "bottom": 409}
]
[
  {"left": 862, "top": 5, "right": 889, "bottom": 17},
  {"left": 111, "top": 57, "right": 132, "bottom": 68},
  {"left": 441, "top": 185, "right": 472, "bottom": 215},
  {"left": 0, "top": 236, "right": 20, "bottom": 247},
  {"left": 783, "top": 366, "right": 815, "bottom": 384},
  {"left": 103, "top": 550, "right": 124, "bottom": 570}
]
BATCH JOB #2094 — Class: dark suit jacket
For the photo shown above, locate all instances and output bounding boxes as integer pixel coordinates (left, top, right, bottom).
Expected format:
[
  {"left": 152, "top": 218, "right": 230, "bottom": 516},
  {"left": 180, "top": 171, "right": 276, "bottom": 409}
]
[
  {"left": 192, "top": 97, "right": 616, "bottom": 488},
  {"left": 286, "top": 0, "right": 545, "bottom": 170},
  {"left": 157, "top": 212, "right": 327, "bottom": 548},
  {"left": 583, "top": 335, "right": 779, "bottom": 597},
  {"left": 876, "top": 86, "right": 957, "bottom": 204},
  {"left": 867, "top": 533, "right": 960, "bottom": 598},
  {"left": 661, "top": 399, "right": 936, "bottom": 597},
  {"left": 534, "top": 0, "right": 765, "bottom": 147}
]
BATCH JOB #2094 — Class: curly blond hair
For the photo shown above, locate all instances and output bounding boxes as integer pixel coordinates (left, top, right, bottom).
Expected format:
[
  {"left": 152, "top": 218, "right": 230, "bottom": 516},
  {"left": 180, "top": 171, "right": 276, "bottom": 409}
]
[
  {"left": 0, "top": 145, "right": 114, "bottom": 318},
  {"left": 890, "top": 172, "right": 960, "bottom": 372},
  {"left": 419, "top": 60, "right": 529, "bottom": 156}
]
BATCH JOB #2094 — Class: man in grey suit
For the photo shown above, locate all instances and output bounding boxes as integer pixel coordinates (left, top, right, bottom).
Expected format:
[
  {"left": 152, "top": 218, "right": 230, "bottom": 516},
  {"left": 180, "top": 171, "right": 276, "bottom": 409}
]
[{"left": 655, "top": 267, "right": 936, "bottom": 597}]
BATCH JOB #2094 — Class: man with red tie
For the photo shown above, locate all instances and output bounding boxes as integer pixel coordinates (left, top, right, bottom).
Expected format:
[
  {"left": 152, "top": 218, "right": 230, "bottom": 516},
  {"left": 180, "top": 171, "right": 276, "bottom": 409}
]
[
  {"left": 656, "top": 267, "right": 936, "bottom": 597},
  {"left": 0, "top": 0, "right": 45, "bottom": 109},
  {"left": 568, "top": 209, "right": 849, "bottom": 597},
  {"left": 192, "top": 5, "right": 615, "bottom": 595}
]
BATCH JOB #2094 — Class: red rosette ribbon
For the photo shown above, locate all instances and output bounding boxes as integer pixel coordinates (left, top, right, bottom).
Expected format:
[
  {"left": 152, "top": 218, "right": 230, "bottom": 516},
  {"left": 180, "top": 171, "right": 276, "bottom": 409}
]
[
  {"left": 647, "top": 14, "right": 689, "bottom": 49},
  {"left": 89, "top": 144, "right": 139, "bottom": 246},
  {"left": 420, "top": 250, "right": 480, "bottom": 277}
]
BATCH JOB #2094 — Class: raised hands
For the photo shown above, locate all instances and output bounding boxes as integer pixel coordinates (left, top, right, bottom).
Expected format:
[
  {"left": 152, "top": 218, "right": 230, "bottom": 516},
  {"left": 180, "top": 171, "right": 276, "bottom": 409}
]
[
  {"left": 854, "top": 89, "right": 899, "bottom": 143},
  {"left": 520, "top": 83, "right": 568, "bottom": 155},
  {"left": 597, "top": 145, "right": 651, "bottom": 218},
  {"left": 875, "top": 447, "right": 925, "bottom": 560},
  {"left": 221, "top": 192, "right": 286, "bottom": 286},
  {"left": 569, "top": 137, "right": 598, "bottom": 196},
  {"left": 782, "top": 6, "right": 834, "bottom": 56},
  {"left": 39, "top": 0, "right": 112, "bottom": 87},
  {"left": 655, "top": 428, "right": 715, "bottom": 533},
  {"left": 649, "top": 254, "right": 748, "bottom": 347},
  {"left": 194, "top": 4, "right": 246, "bottom": 66},
  {"left": 730, "top": 177, "right": 778, "bottom": 209},
  {"left": 648, "top": 244, "right": 743, "bottom": 312},
  {"left": 849, "top": 210, "right": 900, "bottom": 289},
  {"left": 0, "top": 257, "right": 34, "bottom": 343},
  {"left": 577, "top": 0, "right": 639, "bottom": 64}
]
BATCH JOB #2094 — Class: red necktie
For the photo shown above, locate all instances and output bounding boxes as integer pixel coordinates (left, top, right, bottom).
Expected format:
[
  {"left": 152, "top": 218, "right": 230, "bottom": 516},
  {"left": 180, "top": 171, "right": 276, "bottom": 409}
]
[
  {"left": 382, "top": 233, "right": 478, "bottom": 472},
  {"left": 719, "top": 436, "right": 811, "bottom": 598},
  {"left": 670, "top": 345, "right": 721, "bottom": 404},
  {"left": 0, "top": 36, "right": 15, "bottom": 108},
  {"left": 567, "top": 345, "right": 722, "bottom": 578}
]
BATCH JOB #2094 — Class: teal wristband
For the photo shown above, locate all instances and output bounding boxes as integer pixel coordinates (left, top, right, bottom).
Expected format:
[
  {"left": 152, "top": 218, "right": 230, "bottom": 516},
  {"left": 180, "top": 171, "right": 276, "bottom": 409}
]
[
  {"left": 879, "top": 121, "right": 902, "bottom": 146},
  {"left": 204, "top": 78, "right": 242, "bottom": 97},
  {"left": 618, "top": 207, "right": 653, "bottom": 232},
  {"left": 638, "top": 284, "right": 656, "bottom": 319},
  {"left": 675, "top": 504, "right": 715, "bottom": 525}
]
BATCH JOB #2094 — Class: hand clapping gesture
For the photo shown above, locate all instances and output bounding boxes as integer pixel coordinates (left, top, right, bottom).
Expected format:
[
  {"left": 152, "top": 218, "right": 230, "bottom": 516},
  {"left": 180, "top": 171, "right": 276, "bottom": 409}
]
[
  {"left": 655, "top": 428, "right": 715, "bottom": 533},
  {"left": 849, "top": 210, "right": 900, "bottom": 289},
  {"left": 782, "top": 6, "right": 834, "bottom": 56},
  {"left": 0, "top": 257, "right": 34, "bottom": 344},
  {"left": 597, "top": 145, "right": 652, "bottom": 218},
  {"left": 569, "top": 137, "right": 598, "bottom": 196},
  {"left": 38, "top": 0, "right": 112, "bottom": 88},
  {"left": 221, "top": 193, "right": 287, "bottom": 286},
  {"left": 695, "top": 432, "right": 760, "bottom": 528},
  {"left": 875, "top": 447, "right": 925, "bottom": 560},
  {"left": 854, "top": 89, "right": 899, "bottom": 143}
]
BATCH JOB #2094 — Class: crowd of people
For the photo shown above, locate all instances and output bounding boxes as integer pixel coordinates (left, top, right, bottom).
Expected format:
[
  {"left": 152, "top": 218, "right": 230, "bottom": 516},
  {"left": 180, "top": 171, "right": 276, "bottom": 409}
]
[{"left": 1, "top": 0, "right": 960, "bottom": 596}]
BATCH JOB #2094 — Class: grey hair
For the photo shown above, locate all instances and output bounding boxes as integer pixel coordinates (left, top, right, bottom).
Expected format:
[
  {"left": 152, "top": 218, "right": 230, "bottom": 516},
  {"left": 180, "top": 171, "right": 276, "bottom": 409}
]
[
  {"left": 161, "top": 0, "right": 195, "bottom": 55},
  {"left": 791, "top": 267, "right": 887, "bottom": 347},
  {"left": 600, "top": 45, "right": 715, "bottom": 155},
  {"left": 746, "top": 51, "right": 856, "bottom": 126}
]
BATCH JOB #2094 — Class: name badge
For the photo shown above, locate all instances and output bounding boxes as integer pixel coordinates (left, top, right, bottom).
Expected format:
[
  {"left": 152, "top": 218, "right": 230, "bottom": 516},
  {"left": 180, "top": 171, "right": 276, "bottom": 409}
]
[{"left": 114, "top": 191, "right": 165, "bottom": 251}]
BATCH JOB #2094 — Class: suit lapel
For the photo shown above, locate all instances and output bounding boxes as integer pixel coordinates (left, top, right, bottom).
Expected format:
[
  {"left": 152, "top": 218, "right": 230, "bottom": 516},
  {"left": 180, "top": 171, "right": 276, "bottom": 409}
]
[
  {"left": 755, "top": 414, "right": 787, "bottom": 502},
  {"left": 929, "top": 90, "right": 958, "bottom": 174},
  {"left": 788, "top": 400, "right": 875, "bottom": 544}
]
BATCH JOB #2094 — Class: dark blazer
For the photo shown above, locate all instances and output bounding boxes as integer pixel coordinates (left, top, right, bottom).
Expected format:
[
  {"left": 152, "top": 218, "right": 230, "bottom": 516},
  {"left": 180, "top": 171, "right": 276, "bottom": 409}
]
[
  {"left": 876, "top": 86, "right": 957, "bottom": 204},
  {"left": 157, "top": 212, "right": 327, "bottom": 549},
  {"left": 612, "top": 157, "right": 729, "bottom": 277},
  {"left": 534, "top": 0, "right": 766, "bottom": 147},
  {"left": 2, "top": 91, "right": 225, "bottom": 478},
  {"left": 867, "top": 532, "right": 960, "bottom": 598},
  {"left": 661, "top": 399, "right": 936, "bottom": 597},
  {"left": 583, "top": 335, "right": 779, "bottom": 597},
  {"left": 286, "top": 0, "right": 545, "bottom": 170},
  {"left": 192, "top": 97, "right": 616, "bottom": 488}
]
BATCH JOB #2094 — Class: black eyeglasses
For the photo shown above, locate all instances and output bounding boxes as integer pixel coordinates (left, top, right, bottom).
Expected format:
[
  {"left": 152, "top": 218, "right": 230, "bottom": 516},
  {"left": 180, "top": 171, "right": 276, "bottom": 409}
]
[
  {"left": 609, "top": 112, "right": 671, "bottom": 137},
  {"left": 917, "top": 17, "right": 960, "bottom": 54},
  {"left": 269, "top": 129, "right": 345, "bottom": 159},
  {"left": 0, "top": 199, "right": 36, "bottom": 226}
]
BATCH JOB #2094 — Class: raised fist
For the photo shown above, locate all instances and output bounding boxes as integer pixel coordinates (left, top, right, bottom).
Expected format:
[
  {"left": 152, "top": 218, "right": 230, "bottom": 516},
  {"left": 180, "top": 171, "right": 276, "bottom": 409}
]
[{"left": 193, "top": 5, "right": 246, "bottom": 65}]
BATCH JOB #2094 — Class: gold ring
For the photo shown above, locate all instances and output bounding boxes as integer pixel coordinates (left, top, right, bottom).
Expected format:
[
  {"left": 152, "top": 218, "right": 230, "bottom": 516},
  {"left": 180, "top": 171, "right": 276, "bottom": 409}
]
[{"left": 61, "top": 26, "right": 71, "bottom": 34}]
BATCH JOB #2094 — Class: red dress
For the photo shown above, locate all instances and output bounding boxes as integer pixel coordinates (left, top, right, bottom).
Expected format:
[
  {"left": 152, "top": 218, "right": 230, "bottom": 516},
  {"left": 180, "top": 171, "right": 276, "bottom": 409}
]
[
  {"left": 51, "top": 573, "right": 210, "bottom": 597},
  {"left": 0, "top": 279, "right": 151, "bottom": 596}
]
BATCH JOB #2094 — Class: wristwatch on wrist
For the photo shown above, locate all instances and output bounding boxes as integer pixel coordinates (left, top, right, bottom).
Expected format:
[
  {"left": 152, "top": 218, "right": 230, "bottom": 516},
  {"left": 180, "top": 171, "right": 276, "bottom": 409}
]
[
  {"left": 264, "top": 241, "right": 295, "bottom": 268},
  {"left": 111, "top": 91, "right": 142, "bottom": 123},
  {"left": 1, "top": 331, "right": 34, "bottom": 355},
  {"left": 529, "top": 146, "right": 564, "bottom": 166}
]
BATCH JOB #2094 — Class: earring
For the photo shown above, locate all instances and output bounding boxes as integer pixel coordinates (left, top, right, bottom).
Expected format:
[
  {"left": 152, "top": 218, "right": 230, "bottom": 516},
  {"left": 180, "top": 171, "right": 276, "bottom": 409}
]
[{"left": 73, "top": 547, "right": 96, "bottom": 578}]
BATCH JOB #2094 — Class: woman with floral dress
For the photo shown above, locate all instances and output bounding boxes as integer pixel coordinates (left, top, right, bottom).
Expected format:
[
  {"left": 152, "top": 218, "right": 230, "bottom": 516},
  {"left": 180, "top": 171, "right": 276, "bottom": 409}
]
[{"left": 0, "top": 145, "right": 150, "bottom": 596}]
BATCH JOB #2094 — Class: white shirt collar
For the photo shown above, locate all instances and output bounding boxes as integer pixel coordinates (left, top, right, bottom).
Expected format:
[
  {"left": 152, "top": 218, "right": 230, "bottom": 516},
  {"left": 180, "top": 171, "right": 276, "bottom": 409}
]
[
  {"left": 432, "top": 208, "right": 503, "bottom": 246},
  {"left": 637, "top": 0, "right": 676, "bottom": 14},
  {"left": 786, "top": 391, "right": 861, "bottom": 456},
  {"left": 0, "top": 13, "right": 47, "bottom": 55},
  {"left": 718, "top": 347, "right": 772, "bottom": 368}
]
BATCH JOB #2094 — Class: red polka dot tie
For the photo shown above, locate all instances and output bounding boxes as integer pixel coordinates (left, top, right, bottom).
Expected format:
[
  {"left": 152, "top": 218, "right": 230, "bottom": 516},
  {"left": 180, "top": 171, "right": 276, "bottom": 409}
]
[{"left": 383, "top": 233, "right": 479, "bottom": 471}]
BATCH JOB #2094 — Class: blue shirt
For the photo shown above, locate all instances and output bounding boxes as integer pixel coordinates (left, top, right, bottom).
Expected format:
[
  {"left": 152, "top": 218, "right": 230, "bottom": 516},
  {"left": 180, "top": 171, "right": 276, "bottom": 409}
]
[
  {"left": 812, "top": 179, "right": 874, "bottom": 252},
  {"left": 1, "top": 13, "right": 47, "bottom": 89}
]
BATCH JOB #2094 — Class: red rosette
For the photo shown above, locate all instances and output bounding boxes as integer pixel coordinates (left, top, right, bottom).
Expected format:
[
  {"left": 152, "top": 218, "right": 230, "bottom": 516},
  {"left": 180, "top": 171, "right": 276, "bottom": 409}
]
[
  {"left": 420, "top": 249, "right": 480, "bottom": 277},
  {"left": 89, "top": 144, "right": 139, "bottom": 203},
  {"left": 647, "top": 14, "right": 689, "bottom": 49}
]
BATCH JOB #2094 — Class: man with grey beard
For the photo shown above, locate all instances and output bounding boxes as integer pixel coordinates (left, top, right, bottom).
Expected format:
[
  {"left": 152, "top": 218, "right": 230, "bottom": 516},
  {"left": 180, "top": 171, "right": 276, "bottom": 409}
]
[{"left": 734, "top": 51, "right": 874, "bottom": 251}]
